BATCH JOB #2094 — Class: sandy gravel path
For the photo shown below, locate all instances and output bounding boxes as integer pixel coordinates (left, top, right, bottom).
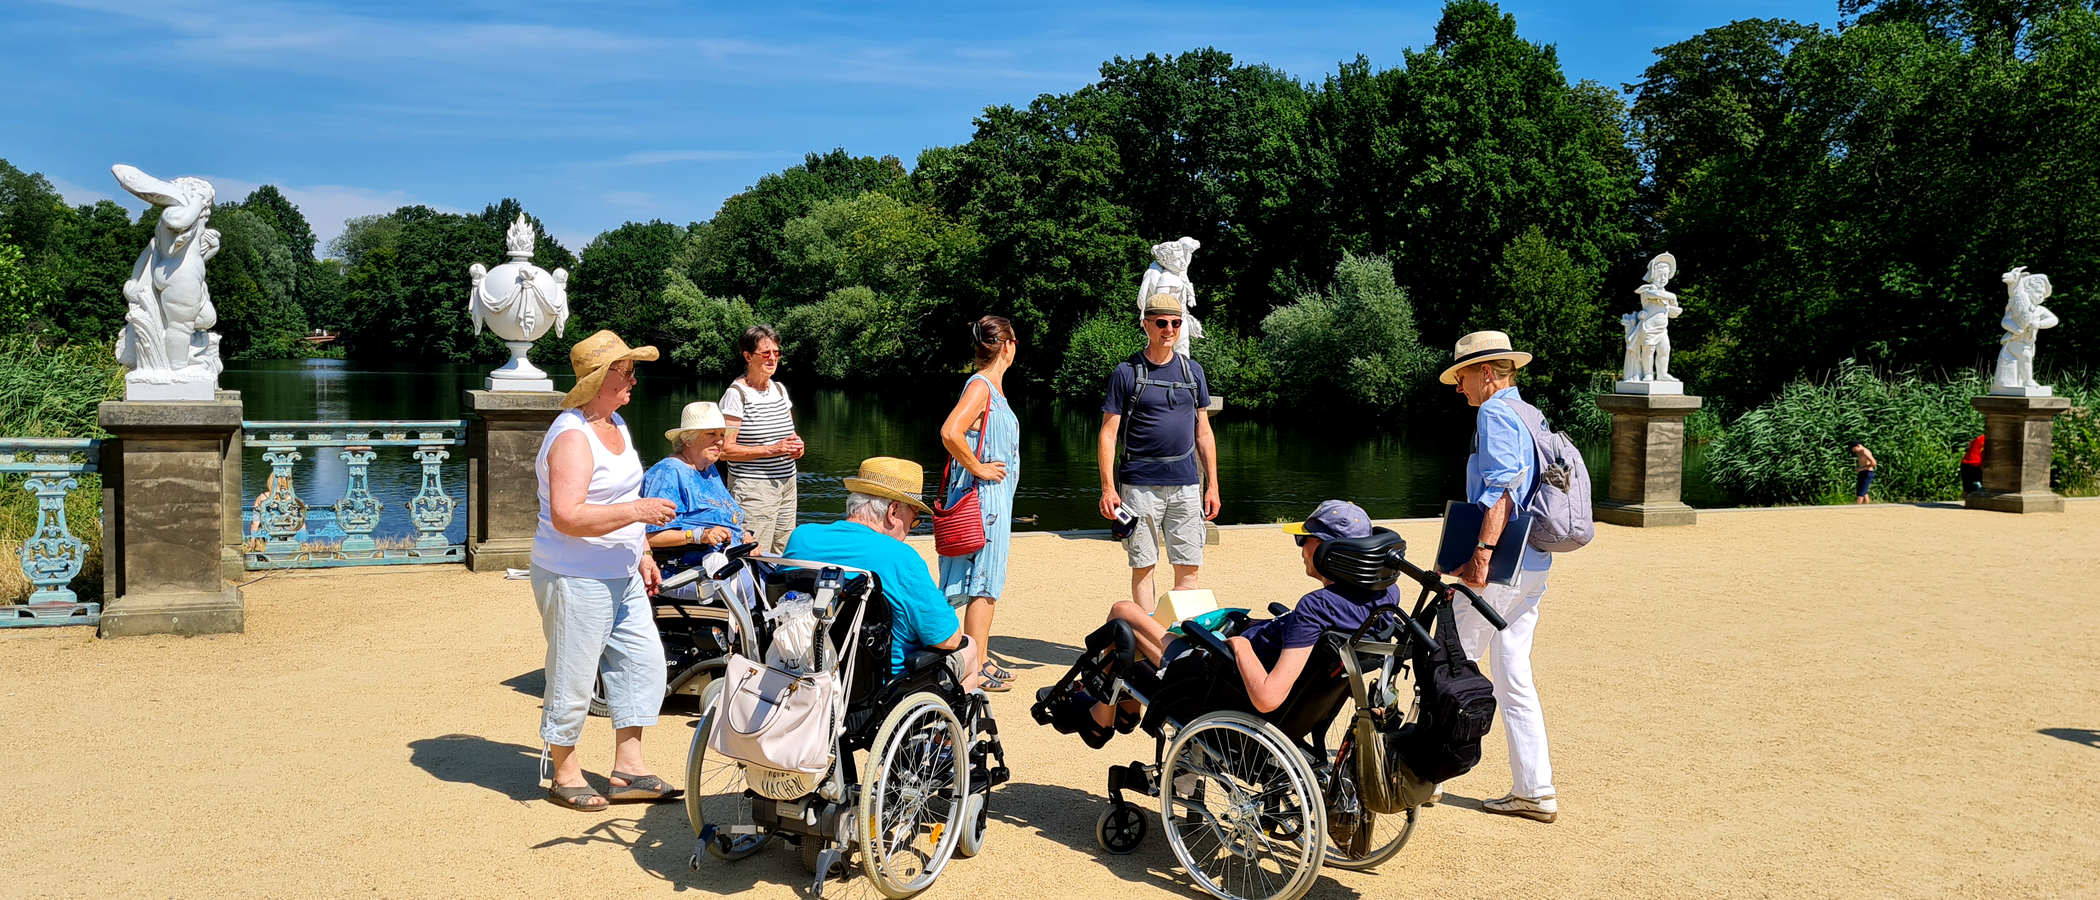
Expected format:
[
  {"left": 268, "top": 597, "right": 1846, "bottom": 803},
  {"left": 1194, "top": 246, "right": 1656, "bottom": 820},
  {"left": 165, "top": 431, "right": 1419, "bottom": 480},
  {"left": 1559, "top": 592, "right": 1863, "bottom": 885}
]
[{"left": 4, "top": 502, "right": 2096, "bottom": 899}]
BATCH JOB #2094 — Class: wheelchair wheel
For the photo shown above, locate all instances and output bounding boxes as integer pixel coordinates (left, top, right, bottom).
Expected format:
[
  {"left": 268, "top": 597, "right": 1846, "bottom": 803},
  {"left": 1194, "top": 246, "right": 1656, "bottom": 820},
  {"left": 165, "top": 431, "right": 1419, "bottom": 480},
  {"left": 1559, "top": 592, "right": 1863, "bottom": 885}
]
[
  {"left": 1096, "top": 802, "right": 1148, "bottom": 854},
  {"left": 1161, "top": 712, "right": 1325, "bottom": 900},
  {"left": 1316, "top": 703, "right": 1416, "bottom": 870},
  {"left": 954, "top": 791, "right": 989, "bottom": 858},
  {"left": 686, "top": 681, "right": 771, "bottom": 862},
  {"left": 859, "top": 691, "right": 968, "bottom": 899}
]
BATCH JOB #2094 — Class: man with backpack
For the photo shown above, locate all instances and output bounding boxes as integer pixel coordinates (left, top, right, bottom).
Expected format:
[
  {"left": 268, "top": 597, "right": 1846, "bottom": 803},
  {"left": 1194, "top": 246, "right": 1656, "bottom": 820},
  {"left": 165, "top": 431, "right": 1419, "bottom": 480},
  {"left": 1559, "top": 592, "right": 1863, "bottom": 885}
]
[
  {"left": 1439, "top": 330, "right": 1571, "bottom": 824},
  {"left": 1096, "top": 294, "right": 1220, "bottom": 612}
]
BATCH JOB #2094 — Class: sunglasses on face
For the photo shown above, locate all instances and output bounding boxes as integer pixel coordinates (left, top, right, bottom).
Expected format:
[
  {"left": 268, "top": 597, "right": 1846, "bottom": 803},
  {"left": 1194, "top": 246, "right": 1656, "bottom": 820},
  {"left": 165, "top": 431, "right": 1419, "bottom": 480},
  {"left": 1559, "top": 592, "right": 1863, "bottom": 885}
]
[
  {"left": 1294, "top": 534, "right": 1310, "bottom": 548},
  {"left": 1150, "top": 318, "right": 1183, "bottom": 330},
  {"left": 749, "top": 349, "right": 782, "bottom": 359}
]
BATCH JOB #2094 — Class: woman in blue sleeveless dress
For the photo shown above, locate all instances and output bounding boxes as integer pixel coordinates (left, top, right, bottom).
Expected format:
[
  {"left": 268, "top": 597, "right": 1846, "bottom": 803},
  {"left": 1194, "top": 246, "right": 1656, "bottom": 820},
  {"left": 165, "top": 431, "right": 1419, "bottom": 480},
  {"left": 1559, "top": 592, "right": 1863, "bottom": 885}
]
[{"left": 938, "top": 316, "right": 1021, "bottom": 691}]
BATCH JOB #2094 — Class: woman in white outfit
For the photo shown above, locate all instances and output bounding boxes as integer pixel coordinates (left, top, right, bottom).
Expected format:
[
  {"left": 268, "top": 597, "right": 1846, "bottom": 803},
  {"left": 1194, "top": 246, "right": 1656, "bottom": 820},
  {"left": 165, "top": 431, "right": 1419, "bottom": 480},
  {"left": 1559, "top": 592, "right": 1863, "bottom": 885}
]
[{"left": 532, "top": 330, "right": 682, "bottom": 811}]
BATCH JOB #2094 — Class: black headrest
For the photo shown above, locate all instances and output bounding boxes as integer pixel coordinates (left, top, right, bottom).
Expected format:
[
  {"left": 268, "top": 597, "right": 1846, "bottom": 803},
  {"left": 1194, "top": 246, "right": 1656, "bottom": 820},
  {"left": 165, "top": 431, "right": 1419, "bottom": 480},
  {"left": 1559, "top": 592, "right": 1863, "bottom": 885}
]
[{"left": 1311, "top": 527, "right": 1407, "bottom": 591}]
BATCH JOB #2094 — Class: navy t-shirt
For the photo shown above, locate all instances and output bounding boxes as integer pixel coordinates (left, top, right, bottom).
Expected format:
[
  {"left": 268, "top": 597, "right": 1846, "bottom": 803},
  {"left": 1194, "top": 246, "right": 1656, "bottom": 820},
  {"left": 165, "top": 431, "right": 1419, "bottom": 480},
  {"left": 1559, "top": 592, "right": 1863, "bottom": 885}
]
[
  {"left": 1239, "top": 583, "right": 1396, "bottom": 667},
  {"left": 1102, "top": 352, "right": 1211, "bottom": 486}
]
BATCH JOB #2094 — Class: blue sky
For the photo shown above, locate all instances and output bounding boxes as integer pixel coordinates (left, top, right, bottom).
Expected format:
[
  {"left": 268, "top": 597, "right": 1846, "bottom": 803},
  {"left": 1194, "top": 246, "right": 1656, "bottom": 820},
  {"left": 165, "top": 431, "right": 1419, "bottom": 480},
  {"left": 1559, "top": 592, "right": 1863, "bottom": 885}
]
[{"left": 1, "top": 1, "right": 1834, "bottom": 254}]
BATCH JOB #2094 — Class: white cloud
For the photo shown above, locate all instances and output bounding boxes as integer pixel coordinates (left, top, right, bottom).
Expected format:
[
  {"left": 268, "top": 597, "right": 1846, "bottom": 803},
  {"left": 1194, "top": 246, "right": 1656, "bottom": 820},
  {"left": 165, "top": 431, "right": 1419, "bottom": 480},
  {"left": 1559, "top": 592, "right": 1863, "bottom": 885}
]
[
  {"left": 43, "top": 174, "right": 123, "bottom": 208},
  {"left": 203, "top": 175, "right": 465, "bottom": 256}
]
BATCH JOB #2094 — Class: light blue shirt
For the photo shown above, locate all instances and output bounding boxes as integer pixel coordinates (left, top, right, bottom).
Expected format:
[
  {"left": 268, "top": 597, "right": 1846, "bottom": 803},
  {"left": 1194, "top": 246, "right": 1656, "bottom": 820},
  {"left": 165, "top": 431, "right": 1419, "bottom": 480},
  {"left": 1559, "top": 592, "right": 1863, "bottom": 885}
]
[
  {"left": 783, "top": 520, "right": 960, "bottom": 676},
  {"left": 641, "top": 457, "right": 746, "bottom": 546},
  {"left": 1466, "top": 386, "right": 1550, "bottom": 571}
]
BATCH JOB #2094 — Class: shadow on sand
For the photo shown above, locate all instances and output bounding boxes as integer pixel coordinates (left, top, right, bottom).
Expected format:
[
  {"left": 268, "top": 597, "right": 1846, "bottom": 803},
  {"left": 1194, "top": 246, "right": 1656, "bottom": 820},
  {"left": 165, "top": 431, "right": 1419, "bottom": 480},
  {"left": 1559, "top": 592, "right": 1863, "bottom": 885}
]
[
  {"left": 407, "top": 734, "right": 545, "bottom": 801},
  {"left": 2039, "top": 727, "right": 2100, "bottom": 749}
]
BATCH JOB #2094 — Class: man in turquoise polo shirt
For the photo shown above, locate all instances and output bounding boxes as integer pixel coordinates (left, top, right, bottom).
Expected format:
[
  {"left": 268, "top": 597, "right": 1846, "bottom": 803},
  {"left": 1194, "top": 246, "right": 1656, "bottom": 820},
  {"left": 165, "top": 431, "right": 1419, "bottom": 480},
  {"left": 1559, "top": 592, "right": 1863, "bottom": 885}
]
[{"left": 783, "top": 457, "right": 978, "bottom": 687}]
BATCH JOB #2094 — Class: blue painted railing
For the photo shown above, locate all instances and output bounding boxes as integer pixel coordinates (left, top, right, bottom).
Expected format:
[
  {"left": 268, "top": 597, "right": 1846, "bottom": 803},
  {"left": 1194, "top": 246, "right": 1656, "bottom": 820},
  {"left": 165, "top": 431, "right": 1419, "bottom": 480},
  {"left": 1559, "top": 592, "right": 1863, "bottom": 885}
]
[
  {"left": 2, "top": 438, "right": 102, "bottom": 627},
  {"left": 242, "top": 421, "right": 467, "bottom": 569}
]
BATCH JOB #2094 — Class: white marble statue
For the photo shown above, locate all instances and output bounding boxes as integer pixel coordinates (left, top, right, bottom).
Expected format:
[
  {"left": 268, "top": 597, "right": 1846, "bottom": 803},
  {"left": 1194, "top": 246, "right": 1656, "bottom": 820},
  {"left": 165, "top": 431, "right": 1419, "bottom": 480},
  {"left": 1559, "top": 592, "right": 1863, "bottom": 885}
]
[
  {"left": 468, "top": 214, "right": 570, "bottom": 392},
  {"left": 1138, "top": 236, "right": 1204, "bottom": 356},
  {"left": 1992, "top": 266, "right": 2059, "bottom": 397},
  {"left": 111, "top": 164, "right": 224, "bottom": 401},
  {"left": 1616, "top": 252, "right": 1683, "bottom": 394}
]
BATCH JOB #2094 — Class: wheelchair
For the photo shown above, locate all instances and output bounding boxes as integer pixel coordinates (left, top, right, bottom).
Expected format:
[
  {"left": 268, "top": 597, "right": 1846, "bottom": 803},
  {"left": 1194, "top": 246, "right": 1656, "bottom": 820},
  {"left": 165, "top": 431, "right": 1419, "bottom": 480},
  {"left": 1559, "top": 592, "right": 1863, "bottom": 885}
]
[
  {"left": 585, "top": 546, "right": 736, "bottom": 719},
  {"left": 672, "top": 546, "right": 1010, "bottom": 899},
  {"left": 1029, "top": 528, "right": 1507, "bottom": 900}
]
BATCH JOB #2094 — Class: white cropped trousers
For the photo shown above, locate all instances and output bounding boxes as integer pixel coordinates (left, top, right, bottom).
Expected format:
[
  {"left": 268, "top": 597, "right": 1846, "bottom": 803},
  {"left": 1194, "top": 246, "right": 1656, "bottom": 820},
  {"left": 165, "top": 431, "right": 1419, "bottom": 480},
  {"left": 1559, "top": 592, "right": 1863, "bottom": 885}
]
[{"left": 1451, "top": 562, "right": 1555, "bottom": 800}]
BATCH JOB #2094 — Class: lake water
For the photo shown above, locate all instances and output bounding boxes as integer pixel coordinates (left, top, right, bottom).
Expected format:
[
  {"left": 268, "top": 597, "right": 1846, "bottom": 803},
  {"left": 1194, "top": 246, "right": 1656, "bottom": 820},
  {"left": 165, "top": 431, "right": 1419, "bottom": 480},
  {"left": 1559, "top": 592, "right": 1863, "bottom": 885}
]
[{"left": 223, "top": 359, "right": 1724, "bottom": 536}]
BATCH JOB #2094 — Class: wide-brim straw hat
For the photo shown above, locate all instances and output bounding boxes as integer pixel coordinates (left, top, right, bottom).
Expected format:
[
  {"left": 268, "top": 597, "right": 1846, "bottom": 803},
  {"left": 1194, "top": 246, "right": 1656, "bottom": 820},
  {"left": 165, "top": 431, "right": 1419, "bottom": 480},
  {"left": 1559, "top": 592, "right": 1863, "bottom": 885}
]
[
  {"left": 1438, "top": 330, "right": 1533, "bottom": 385},
  {"left": 841, "top": 456, "right": 933, "bottom": 516},
  {"left": 665, "top": 401, "right": 729, "bottom": 444},
  {"left": 1143, "top": 293, "right": 1184, "bottom": 317},
  {"left": 563, "top": 330, "right": 660, "bottom": 408}
]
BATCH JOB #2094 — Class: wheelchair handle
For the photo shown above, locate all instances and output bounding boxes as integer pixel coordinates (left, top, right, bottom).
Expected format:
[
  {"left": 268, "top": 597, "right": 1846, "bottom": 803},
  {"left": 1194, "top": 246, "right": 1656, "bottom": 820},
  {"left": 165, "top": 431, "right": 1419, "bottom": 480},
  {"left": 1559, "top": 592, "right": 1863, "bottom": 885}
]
[
  {"left": 1351, "top": 602, "right": 1434, "bottom": 653},
  {"left": 1180, "top": 618, "right": 1235, "bottom": 665},
  {"left": 1267, "top": 601, "right": 1291, "bottom": 618},
  {"left": 1448, "top": 582, "right": 1507, "bottom": 631}
]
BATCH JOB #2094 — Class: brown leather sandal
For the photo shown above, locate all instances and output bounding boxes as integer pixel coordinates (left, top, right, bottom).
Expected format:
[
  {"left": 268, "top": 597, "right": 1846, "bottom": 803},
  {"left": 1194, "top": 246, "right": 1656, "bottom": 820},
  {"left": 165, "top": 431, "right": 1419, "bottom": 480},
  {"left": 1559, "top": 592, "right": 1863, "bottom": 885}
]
[
  {"left": 607, "top": 772, "right": 682, "bottom": 802},
  {"left": 547, "top": 784, "right": 607, "bottom": 810}
]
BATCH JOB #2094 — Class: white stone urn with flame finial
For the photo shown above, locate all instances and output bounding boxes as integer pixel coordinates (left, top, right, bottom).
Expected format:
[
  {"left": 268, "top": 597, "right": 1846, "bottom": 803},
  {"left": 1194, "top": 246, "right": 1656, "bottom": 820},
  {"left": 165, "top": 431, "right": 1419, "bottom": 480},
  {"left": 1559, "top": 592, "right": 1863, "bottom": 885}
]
[{"left": 468, "top": 214, "right": 569, "bottom": 391}]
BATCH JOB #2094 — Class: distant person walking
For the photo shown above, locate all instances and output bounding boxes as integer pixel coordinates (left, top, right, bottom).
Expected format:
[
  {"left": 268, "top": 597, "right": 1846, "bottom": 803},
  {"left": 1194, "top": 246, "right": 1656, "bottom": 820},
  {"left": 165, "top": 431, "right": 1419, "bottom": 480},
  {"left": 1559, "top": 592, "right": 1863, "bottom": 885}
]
[
  {"left": 938, "top": 316, "right": 1021, "bottom": 692},
  {"left": 531, "top": 330, "right": 681, "bottom": 811},
  {"left": 1097, "top": 293, "right": 1219, "bottom": 612},
  {"left": 1961, "top": 434, "right": 1986, "bottom": 495},
  {"left": 1441, "top": 330, "right": 1558, "bottom": 824},
  {"left": 720, "top": 324, "right": 804, "bottom": 554},
  {"left": 1847, "top": 440, "right": 1878, "bottom": 504}
]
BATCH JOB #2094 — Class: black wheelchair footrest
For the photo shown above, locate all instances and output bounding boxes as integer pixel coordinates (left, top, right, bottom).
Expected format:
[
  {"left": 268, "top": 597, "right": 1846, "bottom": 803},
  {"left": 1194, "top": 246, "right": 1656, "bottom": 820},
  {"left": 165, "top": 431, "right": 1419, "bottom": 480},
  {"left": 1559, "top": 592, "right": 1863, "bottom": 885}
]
[{"left": 1107, "top": 761, "right": 1154, "bottom": 802}]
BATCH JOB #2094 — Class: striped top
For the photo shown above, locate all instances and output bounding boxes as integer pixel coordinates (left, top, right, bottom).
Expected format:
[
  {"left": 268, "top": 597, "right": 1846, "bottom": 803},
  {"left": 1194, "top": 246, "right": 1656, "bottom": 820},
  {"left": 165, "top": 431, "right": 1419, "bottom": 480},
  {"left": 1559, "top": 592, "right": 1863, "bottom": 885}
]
[{"left": 720, "top": 377, "right": 797, "bottom": 480}]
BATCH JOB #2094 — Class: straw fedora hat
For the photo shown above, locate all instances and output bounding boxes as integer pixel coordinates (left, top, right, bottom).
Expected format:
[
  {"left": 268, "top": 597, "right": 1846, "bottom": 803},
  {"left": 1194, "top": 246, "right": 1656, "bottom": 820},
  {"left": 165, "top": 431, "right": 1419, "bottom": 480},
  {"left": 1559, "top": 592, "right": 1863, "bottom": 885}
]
[
  {"left": 841, "top": 456, "right": 932, "bottom": 516},
  {"left": 1438, "top": 330, "right": 1533, "bottom": 385},
  {"left": 562, "top": 330, "right": 660, "bottom": 408},
  {"left": 1143, "top": 293, "right": 1184, "bottom": 316},
  {"left": 664, "top": 401, "right": 729, "bottom": 444}
]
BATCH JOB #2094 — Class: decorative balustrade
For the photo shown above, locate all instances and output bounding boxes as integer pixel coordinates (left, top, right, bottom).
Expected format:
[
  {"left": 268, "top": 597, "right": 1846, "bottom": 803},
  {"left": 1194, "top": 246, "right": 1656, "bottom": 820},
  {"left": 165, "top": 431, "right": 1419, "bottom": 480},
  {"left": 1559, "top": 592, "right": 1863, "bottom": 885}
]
[
  {"left": 2, "top": 438, "right": 102, "bottom": 627},
  {"left": 242, "top": 421, "right": 467, "bottom": 569}
]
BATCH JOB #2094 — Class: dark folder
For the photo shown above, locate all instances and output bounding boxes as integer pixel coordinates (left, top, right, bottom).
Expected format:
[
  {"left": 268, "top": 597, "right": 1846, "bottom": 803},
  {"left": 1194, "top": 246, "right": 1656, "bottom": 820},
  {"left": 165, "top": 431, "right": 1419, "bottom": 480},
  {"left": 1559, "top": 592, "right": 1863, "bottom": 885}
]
[{"left": 1434, "top": 500, "right": 1533, "bottom": 587}]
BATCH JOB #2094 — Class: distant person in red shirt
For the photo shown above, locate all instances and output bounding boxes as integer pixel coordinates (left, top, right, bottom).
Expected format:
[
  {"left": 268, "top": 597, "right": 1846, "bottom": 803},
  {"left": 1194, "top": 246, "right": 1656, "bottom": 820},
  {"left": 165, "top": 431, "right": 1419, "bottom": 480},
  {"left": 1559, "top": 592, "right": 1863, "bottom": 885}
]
[{"left": 1961, "top": 435, "right": 1986, "bottom": 495}]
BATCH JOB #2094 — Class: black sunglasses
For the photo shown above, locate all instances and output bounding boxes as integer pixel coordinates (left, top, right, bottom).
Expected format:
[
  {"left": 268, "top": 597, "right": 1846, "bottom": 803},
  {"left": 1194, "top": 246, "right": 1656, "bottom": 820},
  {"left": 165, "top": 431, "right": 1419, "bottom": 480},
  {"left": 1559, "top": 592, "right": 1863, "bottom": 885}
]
[
  {"left": 1293, "top": 533, "right": 1310, "bottom": 547},
  {"left": 1150, "top": 317, "right": 1183, "bottom": 329}
]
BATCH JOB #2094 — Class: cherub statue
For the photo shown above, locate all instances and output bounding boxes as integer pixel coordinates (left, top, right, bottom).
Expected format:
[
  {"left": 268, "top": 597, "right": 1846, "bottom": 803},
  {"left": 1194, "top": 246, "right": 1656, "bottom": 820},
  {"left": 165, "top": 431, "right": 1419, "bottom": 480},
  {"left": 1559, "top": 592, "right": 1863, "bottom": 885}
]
[
  {"left": 1993, "top": 266, "right": 2059, "bottom": 394},
  {"left": 111, "top": 164, "right": 224, "bottom": 396},
  {"left": 1137, "top": 237, "right": 1203, "bottom": 356},
  {"left": 1620, "top": 252, "right": 1682, "bottom": 384}
]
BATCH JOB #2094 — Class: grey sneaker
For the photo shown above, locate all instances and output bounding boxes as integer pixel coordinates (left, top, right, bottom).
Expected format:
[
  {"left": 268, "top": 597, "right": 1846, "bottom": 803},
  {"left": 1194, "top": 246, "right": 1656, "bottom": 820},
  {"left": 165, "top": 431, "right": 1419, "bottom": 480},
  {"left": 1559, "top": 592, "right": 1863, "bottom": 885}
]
[{"left": 1481, "top": 793, "right": 1557, "bottom": 823}]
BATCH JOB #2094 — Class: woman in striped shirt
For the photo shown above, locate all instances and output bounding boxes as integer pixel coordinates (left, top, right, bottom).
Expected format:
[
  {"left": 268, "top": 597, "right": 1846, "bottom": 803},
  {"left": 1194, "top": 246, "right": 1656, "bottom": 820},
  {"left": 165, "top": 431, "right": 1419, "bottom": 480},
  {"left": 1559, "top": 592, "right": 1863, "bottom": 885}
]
[{"left": 719, "top": 324, "right": 803, "bottom": 554}]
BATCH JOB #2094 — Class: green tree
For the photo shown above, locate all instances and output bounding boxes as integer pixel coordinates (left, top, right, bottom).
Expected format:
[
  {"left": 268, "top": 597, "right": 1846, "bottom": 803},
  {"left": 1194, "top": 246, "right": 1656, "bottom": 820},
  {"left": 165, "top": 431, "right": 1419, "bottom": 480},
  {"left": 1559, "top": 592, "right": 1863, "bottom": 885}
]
[
  {"left": 569, "top": 220, "right": 688, "bottom": 348},
  {"left": 1260, "top": 252, "right": 1438, "bottom": 416},
  {"left": 1478, "top": 226, "right": 1607, "bottom": 399}
]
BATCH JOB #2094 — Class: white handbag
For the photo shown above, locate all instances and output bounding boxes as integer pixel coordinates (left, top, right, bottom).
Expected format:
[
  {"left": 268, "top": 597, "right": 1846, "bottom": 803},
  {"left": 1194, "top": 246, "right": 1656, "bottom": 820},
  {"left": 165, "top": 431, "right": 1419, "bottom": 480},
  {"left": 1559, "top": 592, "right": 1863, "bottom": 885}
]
[{"left": 707, "top": 600, "right": 864, "bottom": 777}]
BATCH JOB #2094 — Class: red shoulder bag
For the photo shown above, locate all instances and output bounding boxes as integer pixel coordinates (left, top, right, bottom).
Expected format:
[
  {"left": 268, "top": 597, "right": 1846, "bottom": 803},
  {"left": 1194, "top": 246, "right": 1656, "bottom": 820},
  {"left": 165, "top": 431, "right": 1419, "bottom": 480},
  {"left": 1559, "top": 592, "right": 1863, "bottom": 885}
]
[{"left": 931, "top": 406, "right": 990, "bottom": 558}]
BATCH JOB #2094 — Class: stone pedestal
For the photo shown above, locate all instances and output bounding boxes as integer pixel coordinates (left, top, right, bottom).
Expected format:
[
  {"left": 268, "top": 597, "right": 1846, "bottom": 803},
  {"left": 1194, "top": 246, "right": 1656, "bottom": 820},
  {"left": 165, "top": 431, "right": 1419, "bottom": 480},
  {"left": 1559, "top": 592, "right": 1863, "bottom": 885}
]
[
  {"left": 96, "top": 395, "right": 245, "bottom": 637},
  {"left": 464, "top": 389, "right": 565, "bottom": 572},
  {"left": 1965, "top": 395, "right": 2070, "bottom": 513},
  {"left": 1593, "top": 393, "right": 1703, "bottom": 527}
]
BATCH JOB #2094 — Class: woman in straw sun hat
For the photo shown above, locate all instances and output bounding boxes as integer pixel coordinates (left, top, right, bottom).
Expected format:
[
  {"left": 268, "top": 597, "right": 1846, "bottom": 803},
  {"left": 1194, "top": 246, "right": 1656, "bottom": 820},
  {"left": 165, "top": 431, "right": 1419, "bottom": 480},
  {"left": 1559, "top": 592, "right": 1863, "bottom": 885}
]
[
  {"left": 642, "top": 401, "right": 746, "bottom": 550},
  {"left": 1438, "top": 329, "right": 1559, "bottom": 824},
  {"left": 531, "top": 330, "right": 682, "bottom": 811}
]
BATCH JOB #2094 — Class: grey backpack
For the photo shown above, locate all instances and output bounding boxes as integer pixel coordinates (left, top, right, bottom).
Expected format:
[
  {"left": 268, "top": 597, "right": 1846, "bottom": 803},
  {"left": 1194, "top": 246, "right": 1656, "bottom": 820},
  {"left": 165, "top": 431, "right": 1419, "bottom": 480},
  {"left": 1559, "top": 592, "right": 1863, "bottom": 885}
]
[{"left": 1501, "top": 397, "right": 1594, "bottom": 553}]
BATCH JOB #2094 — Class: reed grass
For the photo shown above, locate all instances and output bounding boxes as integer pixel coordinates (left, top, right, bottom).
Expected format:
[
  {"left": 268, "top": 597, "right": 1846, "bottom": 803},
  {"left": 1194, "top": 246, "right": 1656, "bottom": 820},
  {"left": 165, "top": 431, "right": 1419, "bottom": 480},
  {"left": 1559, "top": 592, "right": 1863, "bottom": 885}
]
[{"left": 0, "top": 338, "right": 123, "bottom": 602}]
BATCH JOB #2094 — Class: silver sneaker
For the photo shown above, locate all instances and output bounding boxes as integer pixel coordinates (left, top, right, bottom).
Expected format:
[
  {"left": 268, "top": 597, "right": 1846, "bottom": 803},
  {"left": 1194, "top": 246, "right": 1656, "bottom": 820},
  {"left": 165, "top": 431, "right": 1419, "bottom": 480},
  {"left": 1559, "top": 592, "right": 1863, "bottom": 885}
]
[{"left": 1481, "top": 793, "right": 1557, "bottom": 823}]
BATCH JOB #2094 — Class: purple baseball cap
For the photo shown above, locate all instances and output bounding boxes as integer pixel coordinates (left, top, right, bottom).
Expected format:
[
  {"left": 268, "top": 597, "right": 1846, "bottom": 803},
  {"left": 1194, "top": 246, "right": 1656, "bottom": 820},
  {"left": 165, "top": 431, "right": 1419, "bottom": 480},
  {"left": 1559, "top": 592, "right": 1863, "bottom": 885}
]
[{"left": 1281, "top": 500, "right": 1373, "bottom": 541}]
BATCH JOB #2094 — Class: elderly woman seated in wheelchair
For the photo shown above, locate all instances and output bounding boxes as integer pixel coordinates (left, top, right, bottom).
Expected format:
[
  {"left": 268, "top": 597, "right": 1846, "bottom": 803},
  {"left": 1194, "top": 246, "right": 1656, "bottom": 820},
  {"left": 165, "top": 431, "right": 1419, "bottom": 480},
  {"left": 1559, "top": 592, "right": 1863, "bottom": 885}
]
[
  {"left": 1030, "top": 499, "right": 1508, "bottom": 900},
  {"left": 643, "top": 401, "right": 748, "bottom": 554},
  {"left": 676, "top": 458, "right": 1009, "bottom": 900}
]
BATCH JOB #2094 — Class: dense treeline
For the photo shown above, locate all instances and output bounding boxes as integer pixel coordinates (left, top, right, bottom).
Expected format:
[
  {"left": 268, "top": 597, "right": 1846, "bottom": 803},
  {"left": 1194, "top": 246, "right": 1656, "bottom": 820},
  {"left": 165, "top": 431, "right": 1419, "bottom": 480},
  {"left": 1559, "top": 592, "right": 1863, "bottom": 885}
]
[{"left": 4, "top": 0, "right": 2097, "bottom": 426}]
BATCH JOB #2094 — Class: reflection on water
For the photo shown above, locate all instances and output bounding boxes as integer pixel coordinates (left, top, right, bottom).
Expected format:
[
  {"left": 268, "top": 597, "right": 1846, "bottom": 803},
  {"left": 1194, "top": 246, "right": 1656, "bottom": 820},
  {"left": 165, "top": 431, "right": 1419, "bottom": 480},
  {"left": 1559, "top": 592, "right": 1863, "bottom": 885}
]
[{"left": 224, "top": 359, "right": 1722, "bottom": 534}]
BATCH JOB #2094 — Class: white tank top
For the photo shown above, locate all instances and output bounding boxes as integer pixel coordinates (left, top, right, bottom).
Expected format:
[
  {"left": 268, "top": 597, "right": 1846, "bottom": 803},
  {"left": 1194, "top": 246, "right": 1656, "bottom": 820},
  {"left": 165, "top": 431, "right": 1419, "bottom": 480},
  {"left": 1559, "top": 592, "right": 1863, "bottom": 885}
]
[{"left": 531, "top": 408, "right": 646, "bottom": 578}]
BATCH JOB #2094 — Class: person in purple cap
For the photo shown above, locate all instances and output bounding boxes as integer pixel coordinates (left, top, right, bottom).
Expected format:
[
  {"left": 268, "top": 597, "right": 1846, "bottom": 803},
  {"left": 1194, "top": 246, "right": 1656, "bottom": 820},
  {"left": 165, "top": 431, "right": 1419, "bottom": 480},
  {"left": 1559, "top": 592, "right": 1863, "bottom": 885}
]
[{"left": 1044, "top": 500, "right": 1397, "bottom": 745}]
